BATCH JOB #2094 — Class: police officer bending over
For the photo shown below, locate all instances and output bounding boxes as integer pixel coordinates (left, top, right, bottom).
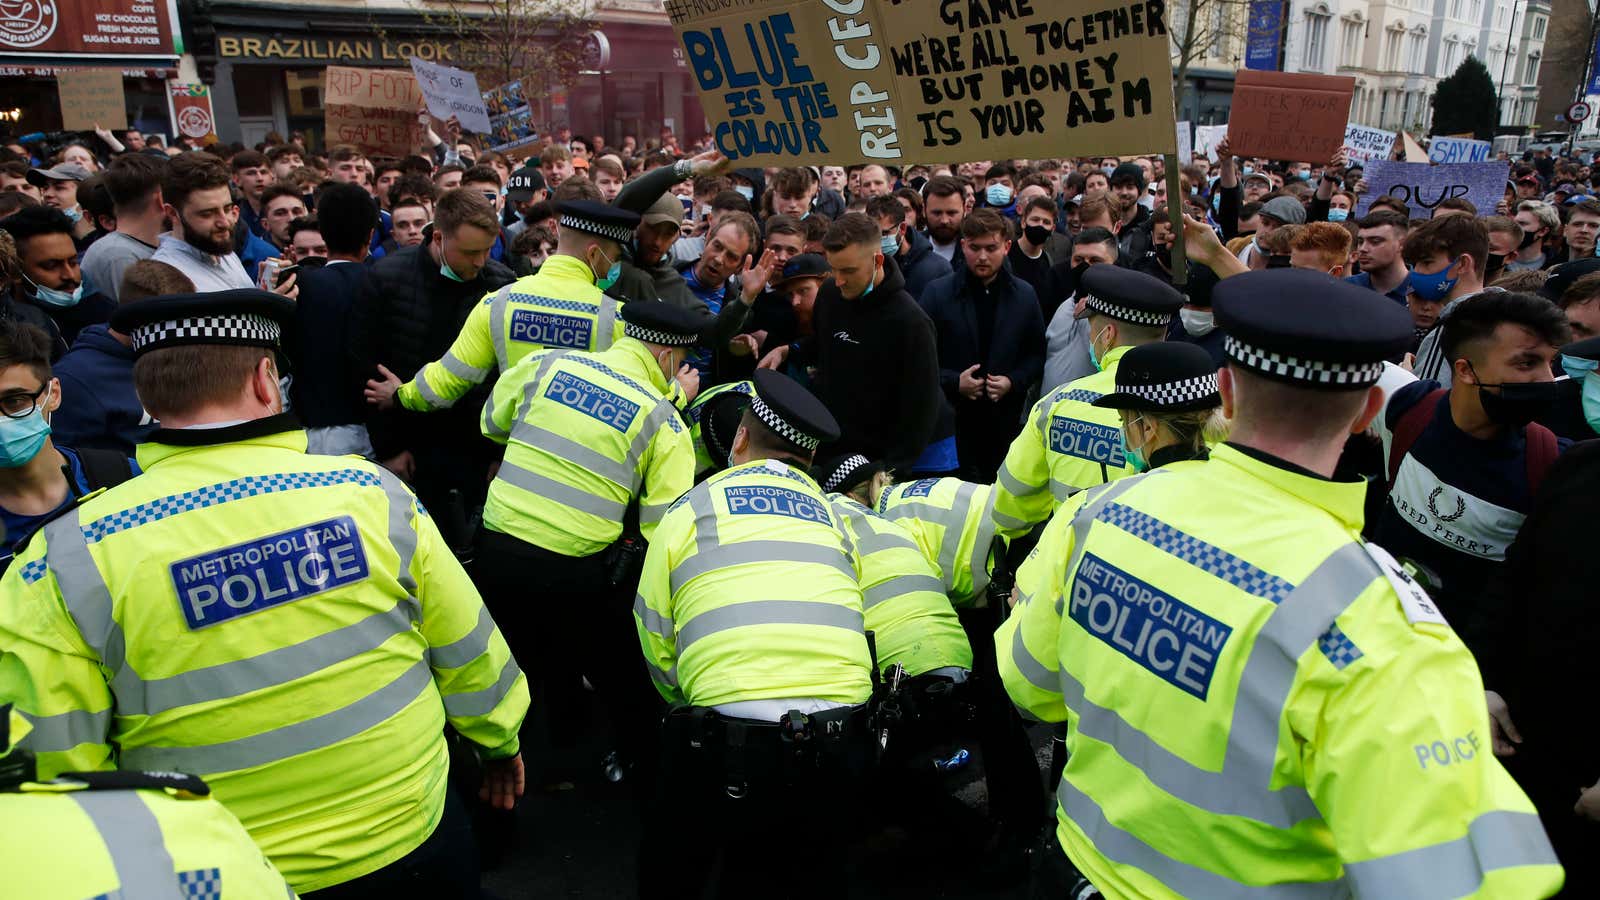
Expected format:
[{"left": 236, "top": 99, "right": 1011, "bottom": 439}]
[
  {"left": 0, "top": 289, "right": 530, "bottom": 898},
  {"left": 633, "top": 370, "right": 876, "bottom": 899},
  {"left": 1000, "top": 269, "right": 1561, "bottom": 899}
]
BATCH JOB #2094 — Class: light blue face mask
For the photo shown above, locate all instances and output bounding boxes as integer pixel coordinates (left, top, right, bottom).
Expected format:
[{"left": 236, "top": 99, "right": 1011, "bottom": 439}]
[
  {"left": 734, "top": 185, "right": 754, "bottom": 201},
  {"left": 1562, "top": 355, "right": 1600, "bottom": 433},
  {"left": 1088, "top": 324, "right": 1109, "bottom": 372},
  {"left": 61, "top": 205, "right": 82, "bottom": 224},
  {"left": 593, "top": 246, "right": 621, "bottom": 291},
  {"left": 439, "top": 258, "right": 465, "bottom": 282},
  {"left": 24, "top": 274, "right": 82, "bottom": 308},
  {"left": 0, "top": 406, "right": 51, "bottom": 468},
  {"left": 1242, "top": 166, "right": 1255, "bottom": 176},
  {"left": 880, "top": 234, "right": 899, "bottom": 257},
  {"left": 1119, "top": 416, "right": 1148, "bottom": 473},
  {"left": 1327, "top": 208, "right": 1350, "bottom": 222},
  {"left": 986, "top": 184, "right": 1013, "bottom": 206}
]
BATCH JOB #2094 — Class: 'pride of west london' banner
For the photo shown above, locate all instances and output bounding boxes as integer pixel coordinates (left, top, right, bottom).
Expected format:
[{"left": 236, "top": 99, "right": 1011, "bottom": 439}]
[{"left": 664, "top": 0, "right": 1178, "bottom": 166}]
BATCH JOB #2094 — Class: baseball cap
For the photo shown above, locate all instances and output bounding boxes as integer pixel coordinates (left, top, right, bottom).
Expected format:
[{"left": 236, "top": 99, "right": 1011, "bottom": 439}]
[
  {"left": 506, "top": 166, "right": 545, "bottom": 203},
  {"left": 775, "top": 253, "right": 830, "bottom": 286},
  {"left": 641, "top": 192, "right": 685, "bottom": 228},
  {"left": 26, "top": 163, "right": 91, "bottom": 186}
]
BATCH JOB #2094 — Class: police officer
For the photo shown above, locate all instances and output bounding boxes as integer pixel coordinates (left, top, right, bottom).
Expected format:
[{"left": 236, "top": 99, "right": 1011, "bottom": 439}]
[
  {"left": 999, "top": 270, "right": 1561, "bottom": 898},
  {"left": 474, "top": 300, "right": 702, "bottom": 774},
  {"left": 994, "top": 266, "right": 1184, "bottom": 537},
  {"left": 685, "top": 378, "right": 753, "bottom": 479},
  {"left": 0, "top": 289, "right": 529, "bottom": 897},
  {"left": 1089, "top": 341, "right": 1227, "bottom": 472},
  {"left": 0, "top": 705, "right": 296, "bottom": 899},
  {"left": 875, "top": 475, "right": 1000, "bottom": 609},
  {"left": 633, "top": 370, "right": 875, "bottom": 898},
  {"left": 366, "top": 201, "right": 647, "bottom": 413}
]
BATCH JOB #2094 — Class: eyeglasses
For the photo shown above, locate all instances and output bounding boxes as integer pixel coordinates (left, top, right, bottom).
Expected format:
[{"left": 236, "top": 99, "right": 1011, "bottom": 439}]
[{"left": 0, "top": 385, "right": 47, "bottom": 419}]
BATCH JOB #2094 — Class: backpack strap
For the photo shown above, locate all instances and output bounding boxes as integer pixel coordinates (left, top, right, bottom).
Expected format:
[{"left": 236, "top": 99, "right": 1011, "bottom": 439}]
[
  {"left": 1386, "top": 388, "right": 1448, "bottom": 490},
  {"left": 1523, "top": 422, "right": 1560, "bottom": 498},
  {"left": 73, "top": 448, "right": 135, "bottom": 492}
]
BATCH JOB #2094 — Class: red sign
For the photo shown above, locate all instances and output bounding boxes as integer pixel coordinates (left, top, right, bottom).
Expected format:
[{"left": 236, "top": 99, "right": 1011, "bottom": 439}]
[
  {"left": 0, "top": 0, "right": 177, "bottom": 57},
  {"left": 167, "top": 82, "right": 218, "bottom": 144}
]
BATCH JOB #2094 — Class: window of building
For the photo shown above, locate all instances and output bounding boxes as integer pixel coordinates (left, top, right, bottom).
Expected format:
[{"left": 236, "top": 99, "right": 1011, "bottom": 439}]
[
  {"left": 1471, "top": 0, "right": 1483, "bottom": 20},
  {"left": 1533, "top": 16, "right": 1546, "bottom": 39},
  {"left": 1525, "top": 52, "right": 1541, "bottom": 83},
  {"left": 1385, "top": 28, "right": 1403, "bottom": 70},
  {"left": 1306, "top": 11, "right": 1330, "bottom": 70},
  {"left": 1342, "top": 19, "right": 1364, "bottom": 67}
]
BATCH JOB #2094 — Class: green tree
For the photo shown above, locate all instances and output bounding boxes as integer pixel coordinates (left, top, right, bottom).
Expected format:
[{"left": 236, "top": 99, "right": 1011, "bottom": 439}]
[{"left": 1430, "top": 56, "right": 1499, "bottom": 140}]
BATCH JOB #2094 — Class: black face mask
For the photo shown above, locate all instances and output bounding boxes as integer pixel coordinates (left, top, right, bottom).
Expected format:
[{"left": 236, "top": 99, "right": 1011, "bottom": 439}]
[
  {"left": 1520, "top": 230, "right": 1542, "bottom": 250},
  {"left": 1485, "top": 252, "right": 1506, "bottom": 283},
  {"left": 1023, "top": 224, "right": 1052, "bottom": 247},
  {"left": 1469, "top": 362, "right": 1561, "bottom": 427},
  {"left": 1266, "top": 254, "right": 1293, "bottom": 269}
]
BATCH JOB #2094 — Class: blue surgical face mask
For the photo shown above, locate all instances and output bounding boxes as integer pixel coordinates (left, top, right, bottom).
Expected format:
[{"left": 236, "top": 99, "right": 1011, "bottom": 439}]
[
  {"left": 1088, "top": 324, "right": 1110, "bottom": 371},
  {"left": 1242, "top": 166, "right": 1255, "bottom": 176},
  {"left": 1582, "top": 371, "right": 1600, "bottom": 434},
  {"left": 1326, "top": 208, "right": 1350, "bottom": 222},
  {"left": 734, "top": 185, "right": 754, "bottom": 201},
  {"left": 1100, "top": 166, "right": 1115, "bottom": 176},
  {"left": 880, "top": 233, "right": 899, "bottom": 257},
  {"left": 61, "top": 205, "right": 82, "bottom": 224},
  {"left": 0, "top": 405, "right": 51, "bottom": 468},
  {"left": 593, "top": 246, "right": 621, "bottom": 291},
  {"left": 1119, "top": 416, "right": 1148, "bottom": 473},
  {"left": 24, "top": 274, "right": 82, "bottom": 308},
  {"left": 1408, "top": 259, "right": 1460, "bottom": 302},
  {"left": 1561, "top": 353, "right": 1599, "bottom": 381},
  {"left": 439, "top": 258, "right": 465, "bottom": 282},
  {"left": 986, "top": 184, "right": 1013, "bottom": 206}
]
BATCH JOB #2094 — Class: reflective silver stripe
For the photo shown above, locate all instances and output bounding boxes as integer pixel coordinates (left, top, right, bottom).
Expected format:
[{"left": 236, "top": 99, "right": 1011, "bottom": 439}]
[
  {"left": 1060, "top": 541, "right": 1378, "bottom": 830},
  {"left": 487, "top": 348, "right": 568, "bottom": 442},
  {"left": 686, "top": 485, "right": 720, "bottom": 546},
  {"left": 495, "top": 460, "right": 628, "bottom": 520},
  {"left": 490, "top": 284, "right": 512, "bottom": 370},
  {"left": 442, "top": 656, "right": 523, "bottom": 718},
  {"left": 44, "top": 511, "right": 125, "bottom": 676},
  {"left": 992, "top": 509, "right": 1032, "bottom": 534},
  {"left": 626, "top": 400, "right": 681, "bottom": 487},
  {"left": 119, "top": 659, "right": 433, "bottom": 774},
  {"left": 640, "top": 501, "right": 672, "bottom": 525},
  {"left": 676, "top": 600, "right": 863, "bottom": 653},
  {"left": 1007, "top": 620, "right": 1057, "bottom": 692},
  {"left": 968, "top": 489, "right": 999, "bottom": 596},
  {"left": 377, "top": 469, "right": 420, "bottom": 597},
  {"left": 1056, "top": 779, "right": 1345, "bottom": 900},
  {"left": 70, "top": 792, "right": 183, "bottom": 900},
  {"left": 416, "top": 370, "right": 457, "bottom": 410},
  {"left": 634, "top": 592, "right": 675, "bottom": 639},
  {"left": 1342, "top": 811, "right": 1557, "bottom": 899},
  {"left": 863, "top": 573, "right": 946, "bottom": 609},
  {"left": 18, "top": 707, "right": 109, "bottom": 753},
  {"left": 596, "top": 294, "right": 619, "bottom": 350},
  {"left": 114, "top": 601, "right": 415, "bottom": 717},
  {"left": 858, "top": 531, "right": 918, "bottom": 555},
  {"left": 441, "top": 351, "right": 490, "bottom": 383},
  {"left": 429, "top": 605, "right": 496, "bottom": 669},
  {"left": 648, "top": 663, "right": 679, "bottom": 688},
  {"left": 1055, "top": 479, "right": 1145, "bottom": 614},
  {"left": 670, "top": 540, "right": 855, "bottom": 595},
  {"left": 481, "top": 393, "right": 506, "bottom": 440},
  {"left": 1049, "top": 478, "right": 1077, "bottom": 503},
  {"left": 939, "top": 483, "right": 977, "bottom": 590},
  {"left": 998, "top": 463, "right": 1044, "bottom": 498},
  {"left": 513, "top": 422, "right": 636, "bottom": 486}
]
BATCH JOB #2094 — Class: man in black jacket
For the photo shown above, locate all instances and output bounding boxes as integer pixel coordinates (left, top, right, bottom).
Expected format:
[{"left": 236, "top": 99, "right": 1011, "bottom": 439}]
[
  {"left": 758, "top": 213, "right": 953, "bottom": 473},
  {"left": 347, "top": 189, "right": 515, "bottom": 546},
  {"left": 920, "top": 209, "right": 1045, "bottom": 481}
]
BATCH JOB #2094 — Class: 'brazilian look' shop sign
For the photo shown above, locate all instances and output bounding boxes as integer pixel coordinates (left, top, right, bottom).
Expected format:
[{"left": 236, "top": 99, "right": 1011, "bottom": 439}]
[{"left": 664, "top": 0, "right": 1178, "bottom": 166}]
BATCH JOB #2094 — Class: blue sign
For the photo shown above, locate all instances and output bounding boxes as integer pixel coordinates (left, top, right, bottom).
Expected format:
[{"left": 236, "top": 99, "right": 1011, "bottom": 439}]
[
  {"left": 1353, "top": 160, "right": 1510, "bottom": 218},
  {"left": 1048, "top": 416, "right": 1125, "bottom": 467},
  {"left": 725, "top": 485, "right": 831, "bottom": 525},
  {"left": 172, "top": 517, "right": 369, "bottom": 629},
  {"left": 1590, "top": 30, "right": 1600, "bottom": 96},
  {"left": 1245, "top": 0, "right": 1284, "bottom": 71},
  {"left": 510, "top": 309, "right": 593, "bottom": 349},
  {"left": 1069, "top": 553, "right": 1233, "bottom": 700},
  {"left": 545, "top": 371, "right": 639, "bottom": 432},
  {"left": 900, "top": 479, "right": 937, "bottom": 499}
]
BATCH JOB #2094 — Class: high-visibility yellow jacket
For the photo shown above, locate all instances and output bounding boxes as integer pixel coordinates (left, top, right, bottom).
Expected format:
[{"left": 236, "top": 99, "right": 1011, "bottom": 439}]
[
  {"left": 876, "top": 477, "right": 999, "bottom": 608},
  {"left": 0, "top": 422, "right": 529, "bottom": 894},
  {"left": 827, "top": 495, "right": 971, "bottom": 677},
  {"left": 997, "top": 444, "right": 1562, "bottom": 899},
  {"left": 480, "top": 337, "right": 694, "bottom": 556},
  {"left": 685, "top": 379, "right": 753, "bottom": 478},
  {"left": 398, "top": 255, "right": 624, "bottom": 412},
  {"left": 2, "top": 773, "right": 296, "bottom": 899},
  {"left": 993, "top": 344, "right": 1135, "bottom": 537},
  {"left": 634, "top": 458, "right": 873, "bottom": 708}
]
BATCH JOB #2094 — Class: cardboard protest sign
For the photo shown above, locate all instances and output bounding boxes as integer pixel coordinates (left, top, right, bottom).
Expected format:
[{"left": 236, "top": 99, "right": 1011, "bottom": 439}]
[
  {"left": 1194, "top": 124, "right": 1228, "bottom": 161},
  {"left": 1343, "top": 124, "right": 1395, "bottom": 164},
  {"left": 665, "top": 0, "right": 1178, "bottom": 166},
  {"left": 325, "top": 67, "right": 424, "bottom": 157},
  {"left": 166, "top": 83, "right": 217, "bottom": 144},
  {"left": 1355, "top": 160, "right": 1510, "bottom": 217},
  {"left": 1226, "top": 70, "right": 1353, "bottom": 163},
  {"left": 57, "top": 69, "right": 126, "bottom": 131},
  {"left": 484, "top": 80, "right": 539, "bottom": 153},
  {"left": 1428, "top": 136, "right": 1492, "bottom": 164},
  {"left": 1176, "top": 121, "right": 1192, "bottom": 166},
  {"left": 409, "top": 58, "right": 492, "bottom": 135}
]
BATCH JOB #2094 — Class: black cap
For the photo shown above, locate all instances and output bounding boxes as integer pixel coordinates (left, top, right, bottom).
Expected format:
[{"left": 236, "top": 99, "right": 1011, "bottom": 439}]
[
  {"left": 1076, "top": 266, "right": 1185, "bottom": 327},
  {"left": 775, "top": 253, "right": 830, "bottom": 287},
  {"left": 1092, "top": 343, "right": 1221, "bottom": 413},
  {"left": 1213, "top": 269, "right": 1412, "bottom": 390},
  {"left": 812, "top": 453, "right": 886, "bottom": 495},
  {"left": 506, "top": 165, "right": 545, "bottom": 203},
  {"left": 111, "top": 289, "right": 294, "bottom": 356},
  {"left": 1561, "top": 335, "right": 1600, "bottom": 362},
  {"left": 556, "top": 200, "right": 639, "bottom": 244},
  {"left": 619, "top": 300, "right": 705, "bottom": 347},
  {"left": 699, "top": 382, "right": 754, "bottom": 471},
  {"left": 1539, "top": 257, "right": 1600, "bottom": 302},
  {"left": 1109, "top": 162, "right": 1146, "bottom": 191},
  {"left": 750, "top": 369, "right": 839, "bottom": 451}
]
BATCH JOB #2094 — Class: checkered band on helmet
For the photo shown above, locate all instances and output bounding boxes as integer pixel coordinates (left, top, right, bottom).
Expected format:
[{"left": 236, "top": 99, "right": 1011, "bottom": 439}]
[
  {"left": 129, "top": 314, "right": 280, "bottom": 352},
  {"left": 623, "top": 323, "right": 697, "bottom": 346},
  {"left": 559, "top": 213, "right": 635, "bottom": 244},
  {"left": 1082, "top": 293, "right": 1172, "bottom": 326},
  {"left": 1224, "top": 336, "right": 1386, "bottom": 387},
  {"left": 1115, "top": 373, "right": 1219, "bottom": 407},
  {"left": 750, "top": 393, "right": 820, "bottom": 451},
  {"left": 822, "top": 454, "right": 870, "bottom": 493}
]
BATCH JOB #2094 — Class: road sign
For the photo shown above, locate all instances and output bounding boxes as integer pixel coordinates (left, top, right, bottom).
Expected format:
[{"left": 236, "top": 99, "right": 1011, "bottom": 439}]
[{"left": 1568, "top": 101, "right": 1592, "bottom": 123}]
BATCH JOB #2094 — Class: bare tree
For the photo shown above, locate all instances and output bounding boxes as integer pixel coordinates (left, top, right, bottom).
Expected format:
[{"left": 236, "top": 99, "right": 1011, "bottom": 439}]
[
  {"left": 427, "top": 0, "right": 595, "bottom": 100},
  {"left": 1170, "top": 0, "right": 1251, "bottom": 96}
]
